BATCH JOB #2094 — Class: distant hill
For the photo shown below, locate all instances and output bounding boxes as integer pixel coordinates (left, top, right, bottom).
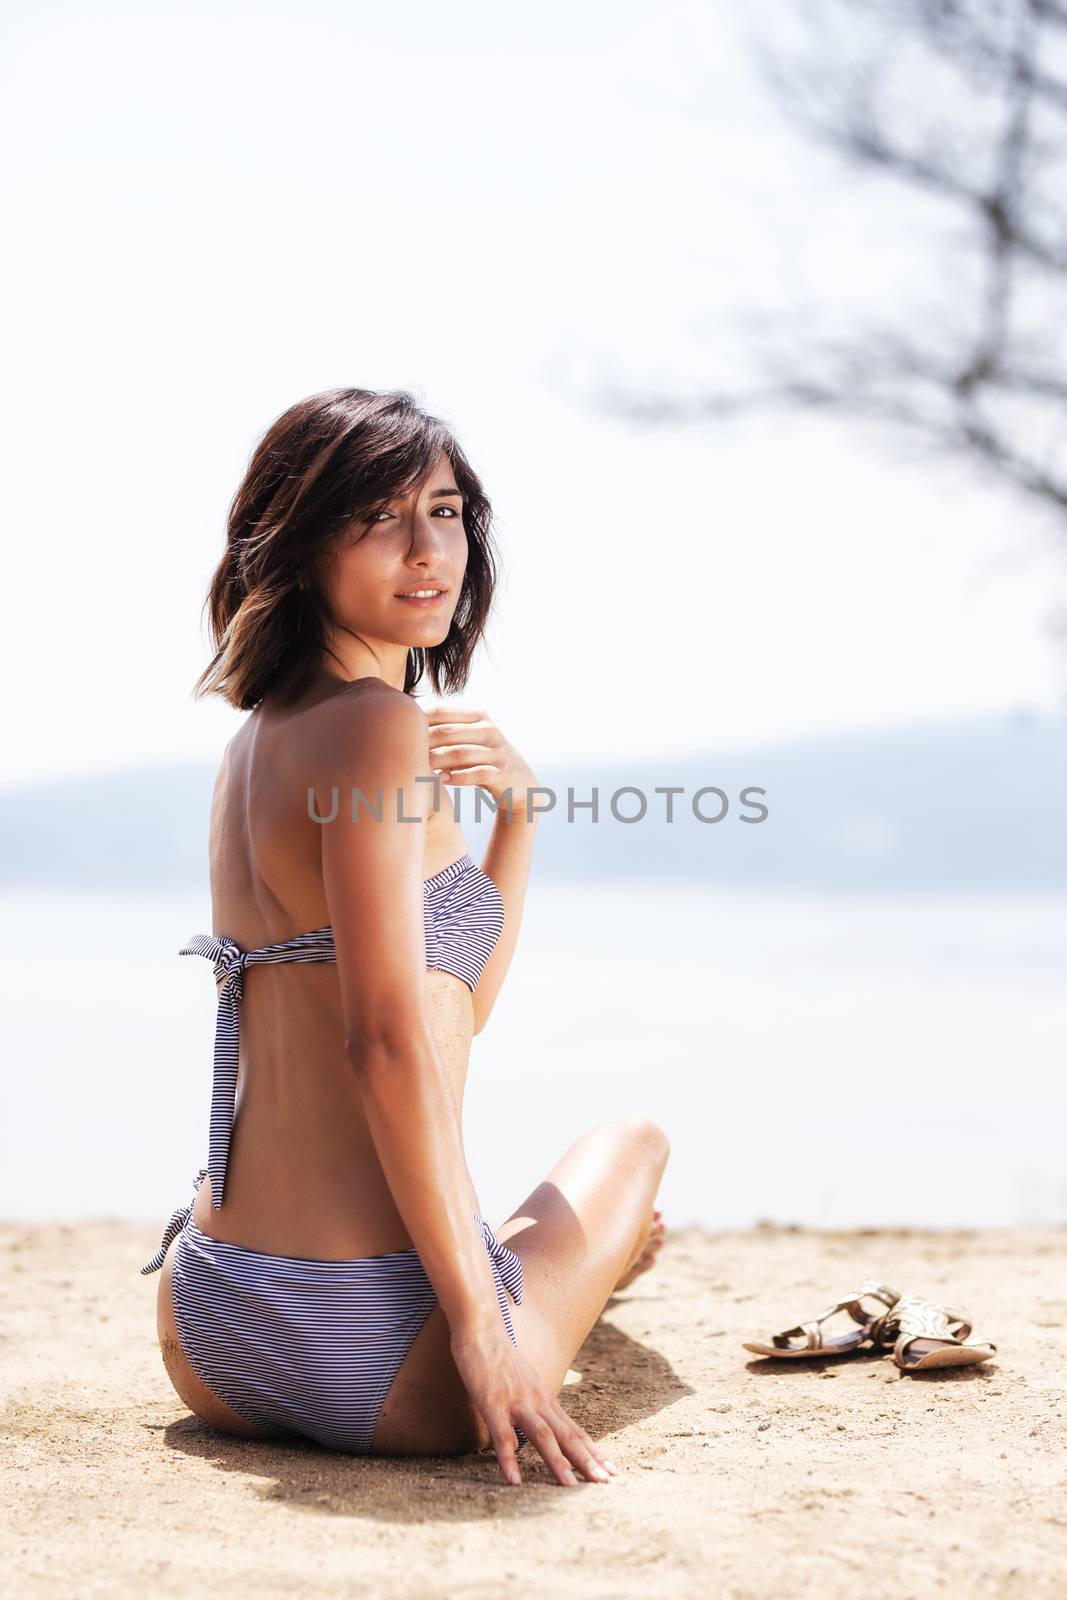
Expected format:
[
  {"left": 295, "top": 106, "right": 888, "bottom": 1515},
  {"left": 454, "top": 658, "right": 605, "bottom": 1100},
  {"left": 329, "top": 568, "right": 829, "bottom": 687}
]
[{"left": 0, "top": 712, "right": 1062, "bottom": 895}]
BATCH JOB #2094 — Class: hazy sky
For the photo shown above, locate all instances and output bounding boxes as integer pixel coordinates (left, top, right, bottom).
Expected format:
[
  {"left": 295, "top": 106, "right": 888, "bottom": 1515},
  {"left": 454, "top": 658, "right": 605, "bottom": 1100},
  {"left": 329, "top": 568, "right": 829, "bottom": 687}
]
[{"left": 5, "top": 0, "right": 1066, "bottom": 787}]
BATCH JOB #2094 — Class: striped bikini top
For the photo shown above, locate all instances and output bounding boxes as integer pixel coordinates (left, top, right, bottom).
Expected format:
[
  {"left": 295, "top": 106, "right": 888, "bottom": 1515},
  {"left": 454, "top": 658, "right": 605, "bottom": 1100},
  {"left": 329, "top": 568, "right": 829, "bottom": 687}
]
[{"left": 181, "top": 853, "right": 504, "bottom": 1213}]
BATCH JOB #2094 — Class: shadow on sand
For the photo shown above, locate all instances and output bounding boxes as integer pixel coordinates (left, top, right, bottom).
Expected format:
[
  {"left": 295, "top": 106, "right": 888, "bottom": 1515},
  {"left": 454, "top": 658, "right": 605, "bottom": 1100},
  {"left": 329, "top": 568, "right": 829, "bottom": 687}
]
[{"left": 158, "top": 1311, "right": 691, "bottom": 1522}]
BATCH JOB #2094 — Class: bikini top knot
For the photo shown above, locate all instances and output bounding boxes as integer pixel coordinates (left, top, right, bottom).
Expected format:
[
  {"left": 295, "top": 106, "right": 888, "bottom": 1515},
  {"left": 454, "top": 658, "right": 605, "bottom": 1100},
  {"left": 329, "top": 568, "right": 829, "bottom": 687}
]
[
  {"left": 170, "top": 856, "right": 505, "bottom": 1215},
  {"left": 180, "top": 933, "right": 250, "bottom": 996}
]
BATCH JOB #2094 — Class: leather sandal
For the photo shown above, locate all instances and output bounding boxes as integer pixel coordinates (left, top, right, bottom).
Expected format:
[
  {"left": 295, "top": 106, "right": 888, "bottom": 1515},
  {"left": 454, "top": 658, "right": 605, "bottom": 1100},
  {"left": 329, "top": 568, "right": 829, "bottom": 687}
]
[
  {"left": 742, "top": 1280, "right": 901, "bottom": 1359},
  {"left": 877, "top": 1294, "right": 997, "bottom": 1372}
]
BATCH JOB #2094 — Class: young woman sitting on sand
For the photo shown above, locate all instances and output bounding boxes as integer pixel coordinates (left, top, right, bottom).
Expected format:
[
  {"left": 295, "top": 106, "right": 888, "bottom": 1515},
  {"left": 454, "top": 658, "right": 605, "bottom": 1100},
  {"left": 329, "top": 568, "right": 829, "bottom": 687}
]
[{"left": 143, "top": 387, "right": 671, "bottom": 1488}]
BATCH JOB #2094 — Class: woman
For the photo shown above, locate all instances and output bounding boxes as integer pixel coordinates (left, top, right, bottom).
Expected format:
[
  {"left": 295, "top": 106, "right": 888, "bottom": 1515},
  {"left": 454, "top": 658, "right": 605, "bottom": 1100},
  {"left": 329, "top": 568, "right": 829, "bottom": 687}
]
[{"left": 145, "top": 387, "right": 671, "bottom": 1488}]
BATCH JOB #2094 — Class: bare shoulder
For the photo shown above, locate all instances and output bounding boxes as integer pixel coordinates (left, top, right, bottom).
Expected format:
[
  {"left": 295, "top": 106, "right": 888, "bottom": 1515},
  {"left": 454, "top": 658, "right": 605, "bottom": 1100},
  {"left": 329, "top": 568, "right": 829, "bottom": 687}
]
[
  {"left": 317, "top": 678, "right": 428, "bottom": 746},
  {"left": 300, "top": 680, "right": 430, "bottom": 783}
]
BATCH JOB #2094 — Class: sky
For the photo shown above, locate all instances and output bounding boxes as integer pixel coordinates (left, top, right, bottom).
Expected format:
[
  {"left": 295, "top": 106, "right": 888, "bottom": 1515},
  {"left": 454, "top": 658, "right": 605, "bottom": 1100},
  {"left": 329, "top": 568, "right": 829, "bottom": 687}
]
[{"left": 4, "top": 0, "right": 1067, "bottom": 789}]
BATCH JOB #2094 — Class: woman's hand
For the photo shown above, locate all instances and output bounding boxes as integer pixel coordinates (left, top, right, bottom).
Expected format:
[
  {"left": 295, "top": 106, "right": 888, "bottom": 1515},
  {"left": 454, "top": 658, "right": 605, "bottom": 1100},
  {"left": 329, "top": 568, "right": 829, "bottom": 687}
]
[
  {"left": 449, "top": 1321, "right": 618, "bottom": 1487},
  {"left": 425, "top": 706, "right": 537, "bottom": 819}
]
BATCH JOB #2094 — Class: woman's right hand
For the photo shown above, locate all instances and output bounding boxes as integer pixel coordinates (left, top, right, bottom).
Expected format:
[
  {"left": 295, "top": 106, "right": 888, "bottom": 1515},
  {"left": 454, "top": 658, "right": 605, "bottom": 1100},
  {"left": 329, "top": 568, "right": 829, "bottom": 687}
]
[{"left": 449, "top": 1323, "right": 618, "bottom": 1487}]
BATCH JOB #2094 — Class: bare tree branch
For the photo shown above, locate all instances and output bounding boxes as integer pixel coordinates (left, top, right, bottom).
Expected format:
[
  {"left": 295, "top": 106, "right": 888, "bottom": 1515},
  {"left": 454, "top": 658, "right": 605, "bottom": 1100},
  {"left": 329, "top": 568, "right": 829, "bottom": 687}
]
[{"left": 600, "top": 0, "right": 1067, "bottom": 529}]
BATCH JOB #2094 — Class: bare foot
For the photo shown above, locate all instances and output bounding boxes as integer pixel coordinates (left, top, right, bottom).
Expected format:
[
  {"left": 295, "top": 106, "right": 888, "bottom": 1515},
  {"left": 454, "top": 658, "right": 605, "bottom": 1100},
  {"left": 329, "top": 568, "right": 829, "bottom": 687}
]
[{"left": 613, "top": 1208, "right": 665, "bottom": 1292}]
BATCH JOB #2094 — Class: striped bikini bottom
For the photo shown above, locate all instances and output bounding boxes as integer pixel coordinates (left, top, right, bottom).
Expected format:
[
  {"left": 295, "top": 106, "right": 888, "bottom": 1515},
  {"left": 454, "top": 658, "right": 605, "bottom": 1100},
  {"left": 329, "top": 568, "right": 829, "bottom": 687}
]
[{"left": 168, "top": 1209, "right": 527, "bottom": 1454}]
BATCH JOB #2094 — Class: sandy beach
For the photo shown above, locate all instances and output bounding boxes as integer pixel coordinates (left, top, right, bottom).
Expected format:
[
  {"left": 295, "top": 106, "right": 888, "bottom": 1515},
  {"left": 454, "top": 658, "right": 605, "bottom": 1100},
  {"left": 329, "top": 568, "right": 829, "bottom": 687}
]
[{"left": 2, "top": 1219, "right": 1065, "bottom": 1599}]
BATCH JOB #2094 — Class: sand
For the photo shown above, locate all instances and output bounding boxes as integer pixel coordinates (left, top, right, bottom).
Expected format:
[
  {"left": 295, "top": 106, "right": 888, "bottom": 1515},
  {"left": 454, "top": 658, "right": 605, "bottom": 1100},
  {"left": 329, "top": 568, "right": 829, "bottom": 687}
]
[{"left": 2, "top": 1219, "right": 1066, "bottom": 1599}]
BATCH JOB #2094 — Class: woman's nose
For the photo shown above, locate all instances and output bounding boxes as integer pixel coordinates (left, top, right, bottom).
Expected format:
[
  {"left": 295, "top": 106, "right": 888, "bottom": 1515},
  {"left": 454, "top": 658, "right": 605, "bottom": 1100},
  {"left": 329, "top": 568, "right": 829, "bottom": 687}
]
[{"left": 407, "top": 510, "right": 447, "bottom": 553}]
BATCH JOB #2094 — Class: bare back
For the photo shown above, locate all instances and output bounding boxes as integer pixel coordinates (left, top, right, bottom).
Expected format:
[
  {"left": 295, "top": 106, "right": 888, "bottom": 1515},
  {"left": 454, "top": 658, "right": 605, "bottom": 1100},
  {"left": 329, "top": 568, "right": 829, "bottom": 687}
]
[{"left": 188, "top": 677, "right": 477, "bottom": 1259}]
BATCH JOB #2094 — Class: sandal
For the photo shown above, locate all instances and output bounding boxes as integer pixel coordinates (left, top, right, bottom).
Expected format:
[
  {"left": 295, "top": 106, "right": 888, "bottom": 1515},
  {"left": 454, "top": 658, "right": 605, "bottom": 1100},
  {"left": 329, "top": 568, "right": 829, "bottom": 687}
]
[
  {"left": 877, "top": 1294, "right": 997, "bottom": 1372},
  {"left": 742, "top": 1280, "right": 901, "bottom": 1359}
]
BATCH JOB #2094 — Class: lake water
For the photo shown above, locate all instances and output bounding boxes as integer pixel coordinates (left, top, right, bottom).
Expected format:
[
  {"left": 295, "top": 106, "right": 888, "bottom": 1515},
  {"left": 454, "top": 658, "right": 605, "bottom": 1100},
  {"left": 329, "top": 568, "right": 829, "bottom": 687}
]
[{"left": 3, "top": 881, "right": 1064, "bottom": 1230}]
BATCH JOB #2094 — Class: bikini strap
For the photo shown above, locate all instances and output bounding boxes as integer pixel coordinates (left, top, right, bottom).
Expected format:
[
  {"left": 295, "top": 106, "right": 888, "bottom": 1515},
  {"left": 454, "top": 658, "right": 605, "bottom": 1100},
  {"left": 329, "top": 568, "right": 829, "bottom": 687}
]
[
  {"left": 176, "top": 930, "right": 338, "bottom": 1214},
  {"left": 140, "top": 1168, "right": 207, "bottom": 1275},
  {"left": 477, "top": 1216, "right": 524, "bottom": 1305},
  {"left": 178, "top": 935, "right": 251, "bottom": 1214}
]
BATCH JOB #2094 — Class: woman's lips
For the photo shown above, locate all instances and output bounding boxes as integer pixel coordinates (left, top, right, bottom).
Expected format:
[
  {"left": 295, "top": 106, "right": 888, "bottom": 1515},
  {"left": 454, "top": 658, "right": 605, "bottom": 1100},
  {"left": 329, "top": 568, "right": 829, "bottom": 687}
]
[{"left": 394, "top": 589, "right": 447, "bottom": 608}]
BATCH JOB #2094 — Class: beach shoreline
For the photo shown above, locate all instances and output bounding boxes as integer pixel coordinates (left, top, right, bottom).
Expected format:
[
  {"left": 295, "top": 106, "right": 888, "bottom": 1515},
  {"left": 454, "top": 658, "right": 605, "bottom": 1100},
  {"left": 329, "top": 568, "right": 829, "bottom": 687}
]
[{"left": 3, "top": 1219, "right": 1065, "bottom": 1598}]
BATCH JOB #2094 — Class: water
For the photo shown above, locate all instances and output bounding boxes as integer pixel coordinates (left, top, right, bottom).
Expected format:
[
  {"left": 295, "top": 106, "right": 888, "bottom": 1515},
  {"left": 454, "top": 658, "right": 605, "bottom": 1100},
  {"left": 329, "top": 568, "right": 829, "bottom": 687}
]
[{"left": 3, "top": 882, "right": 1064, "bottom": 1230}]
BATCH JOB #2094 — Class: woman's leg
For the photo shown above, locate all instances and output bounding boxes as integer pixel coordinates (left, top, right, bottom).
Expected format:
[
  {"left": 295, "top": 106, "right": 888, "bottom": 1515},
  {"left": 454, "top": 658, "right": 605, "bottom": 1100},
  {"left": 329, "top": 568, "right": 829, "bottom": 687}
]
[
  {"left": 496, "top": 1115, "right": 670, "bottom": 1393},
  {"left": 370, "top": 1116, "right": 670, "bottom": 1457}
]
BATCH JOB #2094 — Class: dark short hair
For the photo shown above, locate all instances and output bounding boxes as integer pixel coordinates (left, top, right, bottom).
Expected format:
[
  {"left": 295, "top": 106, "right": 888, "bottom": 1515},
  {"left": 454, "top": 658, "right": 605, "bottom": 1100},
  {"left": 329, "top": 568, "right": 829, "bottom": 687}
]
[{"left": 192, "top": 387, "right": 499, "bottom": 710}]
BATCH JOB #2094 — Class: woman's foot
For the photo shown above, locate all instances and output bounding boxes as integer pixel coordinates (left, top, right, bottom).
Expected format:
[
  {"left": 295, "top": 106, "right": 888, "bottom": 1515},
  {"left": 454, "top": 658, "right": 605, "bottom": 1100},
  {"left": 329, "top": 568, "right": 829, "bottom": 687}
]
[{"left": 613, "top": 1208, "right": 665, "bottom": 1291}]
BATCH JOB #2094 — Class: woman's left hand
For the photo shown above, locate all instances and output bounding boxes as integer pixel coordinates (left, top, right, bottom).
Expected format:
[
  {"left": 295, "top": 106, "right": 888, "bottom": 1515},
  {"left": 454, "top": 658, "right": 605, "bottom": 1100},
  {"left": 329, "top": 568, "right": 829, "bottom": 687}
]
[{"left": 425, "top": 706, "right": 538, "bottom": 816}]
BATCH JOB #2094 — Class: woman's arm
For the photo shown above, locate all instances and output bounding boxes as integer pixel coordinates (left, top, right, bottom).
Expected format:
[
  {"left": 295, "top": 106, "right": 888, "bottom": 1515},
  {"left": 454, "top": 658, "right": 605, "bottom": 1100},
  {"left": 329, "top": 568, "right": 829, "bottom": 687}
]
[
  {"left": 315, "top": 687, "right": 503, "bottom": 1336},
  {"left": 316, "top": 686, "right": 608, "bottom": 1488},
  {"left": 471, "top": 805, "right": 537, "bottom": 1033},
  {"left": 424, "top": 705, "right": 540, "bottom": 1035}
]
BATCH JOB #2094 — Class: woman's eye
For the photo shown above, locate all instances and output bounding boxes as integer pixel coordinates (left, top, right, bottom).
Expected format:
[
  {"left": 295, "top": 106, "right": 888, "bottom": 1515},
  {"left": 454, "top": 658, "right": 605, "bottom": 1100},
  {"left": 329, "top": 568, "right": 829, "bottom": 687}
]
[{"left": 372, "top": 506, "right": 460, "bottom": 521}]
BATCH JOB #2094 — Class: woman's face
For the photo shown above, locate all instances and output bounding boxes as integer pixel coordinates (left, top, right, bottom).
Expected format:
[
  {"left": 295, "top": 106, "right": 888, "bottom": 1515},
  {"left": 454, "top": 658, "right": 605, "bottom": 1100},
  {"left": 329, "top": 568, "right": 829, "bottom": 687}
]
[{"left": 318, "top": 450, "right": 468, "bottom": 651}]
